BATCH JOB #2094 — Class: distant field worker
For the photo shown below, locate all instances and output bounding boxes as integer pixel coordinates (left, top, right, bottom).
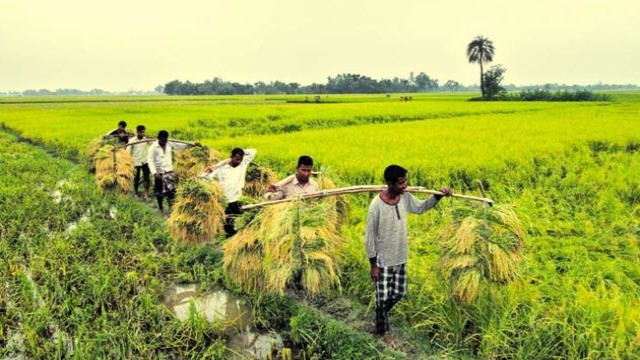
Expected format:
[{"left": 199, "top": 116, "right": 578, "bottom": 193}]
[
  {"left": 148, "top": 130, "right": 200, "bottom": 213},
  {"left": 203, "top": 148, "right": 257, "bottom": 237},
  {"left": 365, "top": 165, "right": 451, "bottom": 346},
  {"left": 106, "top": 120, "right": 133, "bottom": 144},
  {"left": 265, "top": 155, "right": 318, "bottom": 200},
  {"left": 127, "top": 125, "right": 151, "bottom": 201}
]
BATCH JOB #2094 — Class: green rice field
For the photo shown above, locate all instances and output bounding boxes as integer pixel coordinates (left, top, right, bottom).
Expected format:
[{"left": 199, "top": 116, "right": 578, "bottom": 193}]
[{"left": 1, "top": 92, "right": 639, "bottom": 359}]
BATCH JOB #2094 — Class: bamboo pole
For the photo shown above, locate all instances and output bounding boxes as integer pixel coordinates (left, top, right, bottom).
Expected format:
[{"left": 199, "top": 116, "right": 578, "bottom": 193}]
[
  {"left": 197, "top": 158, "right": 231, "bottom": 177},
  {"left": 122, "top": 138, "right": 199, "bottom": 148},
  {"left": 242, "top": 185, "right": 493, "bottom": 210}
]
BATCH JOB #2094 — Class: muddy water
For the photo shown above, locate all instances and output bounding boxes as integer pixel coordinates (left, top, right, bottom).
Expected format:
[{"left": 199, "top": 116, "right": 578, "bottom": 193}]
[{"left": 164, "top": 283, "right": 283, "bottom": 359}]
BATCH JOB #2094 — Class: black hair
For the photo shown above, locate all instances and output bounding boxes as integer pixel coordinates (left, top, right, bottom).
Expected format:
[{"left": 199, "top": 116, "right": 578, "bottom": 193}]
[
  {"left": 118, "top": 120, "right": 127, "bottom": 127},
  {"left": 297, "top": 155, "right": 313, "bottom": 167},
  {"left": 383, "top": 165, "right": 407, "bottom": 184},
  {"left": 158, "top": 130, "right": 169, "bottom": 139},
  {"left": 231, "top": 148, "right": 245, "bottom": 157},
  {"left": 136, "top": 125, "right": 145, "bottom": 132}
]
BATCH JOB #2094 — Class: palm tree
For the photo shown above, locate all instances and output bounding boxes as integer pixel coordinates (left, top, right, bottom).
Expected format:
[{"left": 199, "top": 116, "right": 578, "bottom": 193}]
[{"left": 466, "top": 36, "right": 495, "bottom": 98}]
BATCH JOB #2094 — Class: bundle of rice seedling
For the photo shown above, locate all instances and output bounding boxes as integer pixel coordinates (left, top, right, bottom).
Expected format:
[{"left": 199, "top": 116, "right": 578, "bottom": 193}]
[
  {"left": 223, "top": 223, "right": 267, "bottom": 294},
  {"left": 313, "top": 175, "right": 349, "bottom": 227},
  {"left": 174, "top": 146, "right": 221, "bottom": 180},
  {"left": 115, "top": 149, "right": 134, "bottom": 192},
  {"left": 439, "top": 205, "right": 524, "bottom": 305},
  {"left": 84, "top": 137, "right": 119, "bottom": 173},
  {"left": 224, "top": 198, "right": 342, "bottom": 297},
  {"left": 168, "top": 178, "right": 226, "bottom": 244},
  {"left": 244, "top": 164, "right": 277, "bottom": 198},
  {"left": 94, "top": 145, "right": 134, "bottom": 193}
]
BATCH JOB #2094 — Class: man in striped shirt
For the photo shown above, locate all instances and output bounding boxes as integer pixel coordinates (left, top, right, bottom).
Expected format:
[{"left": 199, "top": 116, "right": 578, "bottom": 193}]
[{"left": 365, "top": 165, "right": 451, "bottom": 346}]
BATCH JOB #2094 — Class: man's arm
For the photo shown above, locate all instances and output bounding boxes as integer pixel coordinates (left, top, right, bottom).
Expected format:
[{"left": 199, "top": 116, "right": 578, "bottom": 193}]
[
  {"left": 264, "top": 174, "right": 294, "bottom": 200},
  {"left": 365, "top": 203, "right": 380, "bottom": 281},
  {"left": 147, "top": 145, "right": 157, "bottom": 176},
  {"left": 168, "top": 141, "right": 191, "bottom": 151},
  {"left": 242, "top": 148, "right": 257, "bottom": 165},
  {"left": 405, "top": 188, "right": 451, "bottom": 214}
]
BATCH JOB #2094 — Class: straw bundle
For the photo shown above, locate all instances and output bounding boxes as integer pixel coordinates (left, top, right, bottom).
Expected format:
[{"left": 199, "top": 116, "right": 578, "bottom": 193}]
[
  {"left": 84, "top": 137, "right": 119, "bottom": 173},
  {"left": 168, "top": 178, "right": 226, "bottom": 244},
  {"left": 94, "top": 145, "right": 134, "bottom": 193},
  {"left": 174, "top": 146, "right": 222, "bottom": 180},
  {"left": 439, "top": 205, "right": 524, "bottom": 305},
  {"left": 244, "top": 164, "right": 277, "bottom": 198},
  {"left": 314, "top": 175, "right": 349, "bottom": 227},
  {"left": 224, "top": 199, "right": 342, "bottom": 296}
]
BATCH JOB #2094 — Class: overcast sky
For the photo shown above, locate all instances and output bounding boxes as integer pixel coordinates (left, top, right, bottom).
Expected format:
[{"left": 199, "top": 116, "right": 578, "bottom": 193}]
[{"left": 1, "top": 0, "right": 638, "bottom": 91}]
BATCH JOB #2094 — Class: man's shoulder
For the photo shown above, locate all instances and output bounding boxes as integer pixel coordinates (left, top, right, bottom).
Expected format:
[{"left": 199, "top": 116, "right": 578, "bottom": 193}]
[{"left": 368, "top": 194, "right": 381, "bottom": 207}]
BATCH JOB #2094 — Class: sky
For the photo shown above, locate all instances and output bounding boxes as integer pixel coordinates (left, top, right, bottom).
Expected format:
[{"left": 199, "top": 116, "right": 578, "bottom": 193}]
[{"left": 1, "top": 0, "right": 638, "bottom": 91}]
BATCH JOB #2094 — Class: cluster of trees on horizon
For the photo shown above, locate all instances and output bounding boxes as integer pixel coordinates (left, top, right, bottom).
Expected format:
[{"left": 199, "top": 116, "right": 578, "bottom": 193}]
[
  {"left": 158, "top": 75, "right": 639, "bottom": 96},
  {"left": 1, "top": 80, "right": 636, "bottom": 98}
]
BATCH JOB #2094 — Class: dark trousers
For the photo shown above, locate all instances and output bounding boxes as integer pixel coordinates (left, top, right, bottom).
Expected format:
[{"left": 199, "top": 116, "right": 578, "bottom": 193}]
[
  {"left": 134, "top": 164, "right": 150, "bottom": 195},
  {"left": 375, "top": 264, "right": 407, "bottom": 335},
  {"left": 154, "top": 174, "right": 176, "bottom": 211},
  {"left": 224, "top": 201, "right": 242, "bottom": 238}
]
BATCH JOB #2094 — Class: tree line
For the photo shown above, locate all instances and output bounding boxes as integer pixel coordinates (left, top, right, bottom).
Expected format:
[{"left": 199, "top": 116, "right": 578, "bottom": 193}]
[{"left": 161, "top": 73, "right": 468, "bottom": 95}]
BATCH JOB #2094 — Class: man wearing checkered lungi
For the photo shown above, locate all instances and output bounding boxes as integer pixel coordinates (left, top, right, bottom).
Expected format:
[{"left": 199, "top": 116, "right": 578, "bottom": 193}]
[{"left": 365, "top": 165, "right": 451, "bottom": 345}]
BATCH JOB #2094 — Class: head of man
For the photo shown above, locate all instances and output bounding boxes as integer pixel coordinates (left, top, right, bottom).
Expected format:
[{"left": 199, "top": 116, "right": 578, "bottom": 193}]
[
  {"left": 118, "top": 120, "right": 127, "bottom": 130},
  {"left": 136, "top": 125, "right": 146, "bottom": 139},
  {"left": 157, "top": 130, "right": 169, "bottom": 146},
  {"left": 296, "top": 155, "right": 313, "bottom": 184},
  {"left": 229, "top": 148, "right": 245, "bottom": 167},
  {"left": 384, "top": 165, "right": 408, "bottom": 195}
]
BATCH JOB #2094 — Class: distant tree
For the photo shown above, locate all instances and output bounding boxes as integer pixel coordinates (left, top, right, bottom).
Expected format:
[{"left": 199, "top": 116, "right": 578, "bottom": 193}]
[
  {"left": 443, "top": 80, "right": 462, "bottom": 91},
  {"left": 154, "top": 85, "right": 164, "bottom": 93},
  {"left": 414, "top": 72, "right": 439, "bottom": 91},
  {"left": 466, "top": 36, "right": 495, "bottom": 98},
  {"left": 163, "top": 80, "right": 182, "bottom": 95},
  {"left": 482, "top": 65, "right": 507, "bottom": 99}
]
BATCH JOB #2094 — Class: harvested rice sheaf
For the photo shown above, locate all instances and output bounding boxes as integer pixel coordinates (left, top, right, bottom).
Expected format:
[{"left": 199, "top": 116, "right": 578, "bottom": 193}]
[
  {"left": 94, "top": 145, "right": 134, "bottom": 193},
  {"left": 439, "top": 205, "right": 524, "bottom": 304},
  {"left": 174, "top": 146, "right": 222, "bottom": 180},
  {"left": 85, "top": 137, "right": 119, "bottom": 173},
  {"left": 168, "top": 178, "right": 225, "bottom": 244},
  {"left": 244, "top": 164, "right": 277, "bottom": 198},
  {"left": 224, "top": 198, "right": 343, "bottom": 296}
]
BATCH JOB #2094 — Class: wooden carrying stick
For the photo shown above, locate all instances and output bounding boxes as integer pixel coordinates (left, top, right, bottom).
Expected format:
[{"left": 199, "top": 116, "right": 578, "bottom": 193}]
[
  {"left": 242, "top": 185, "right": 494, "bottom": 210},
  {"left": 197, "top": 159, "right": 231, "bottom": 177},
  {"left": 122, "top": 138, "right": 199, "bottom": 148}
]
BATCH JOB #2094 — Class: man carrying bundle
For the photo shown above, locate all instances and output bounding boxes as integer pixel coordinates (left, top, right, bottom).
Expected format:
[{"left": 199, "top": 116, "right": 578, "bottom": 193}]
[
  {"left": 203, "top": 148, "right": 257, "bottom": 237},
  {"left": 148, "top": 130, "right": 200, "bottom": 213},
  {"left": 265, "top": 155, "right": 318, "bottom": 200},
  {"left": 106, "top": 120, "right": 133, "bottom": 144},
  {"left": 365, "top": 165, "right": 451, "bottom": 346},
  {"left": 127, "top": 125, "right": 151, "bottom": 201}
]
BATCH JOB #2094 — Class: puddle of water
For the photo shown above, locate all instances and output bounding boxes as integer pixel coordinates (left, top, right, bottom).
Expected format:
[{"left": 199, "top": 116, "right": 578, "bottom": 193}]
[
  {"left": 227, "top": 331, "right": 284, "bottom": 360},
  {"left": 164, "top": 284, "right": 253, "bottom": 332},
  {"left": 164, "top": 283, "right": 283, "bottom": 359}
]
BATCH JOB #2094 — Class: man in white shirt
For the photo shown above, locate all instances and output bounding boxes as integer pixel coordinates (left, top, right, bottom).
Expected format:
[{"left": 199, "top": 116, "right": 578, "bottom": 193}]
[
  {"left": 127, "top": 125, "right": 151, "bottom": 201},
  {"left": 203, "top": 147, "right": 257, "bottom": 237},
  {"left": 148, "top": 130, "right": 198, "bottom": 213},
  {"left": 265, "top": 155, "right": 318, "bottom": 200}
]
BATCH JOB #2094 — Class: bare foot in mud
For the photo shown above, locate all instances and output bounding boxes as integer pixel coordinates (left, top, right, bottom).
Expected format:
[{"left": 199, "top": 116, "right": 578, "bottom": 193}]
[{"left": 382, "top": 333, "right": 397, "bottom": 348}]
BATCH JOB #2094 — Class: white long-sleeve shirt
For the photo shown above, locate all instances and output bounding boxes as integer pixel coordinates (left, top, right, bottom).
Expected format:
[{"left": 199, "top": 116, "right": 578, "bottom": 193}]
[
  {"left": 127, "top": 137, "right": 150, "bottom": 167},
  {"left": 147, "top": 141, "right": 190, "bottom": 176},
  {"left": 204, "top": 149, "right": 257, "bottom": 203},
  {"left": 365, "top": 193, "right": 439, "bottom": 267}
]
